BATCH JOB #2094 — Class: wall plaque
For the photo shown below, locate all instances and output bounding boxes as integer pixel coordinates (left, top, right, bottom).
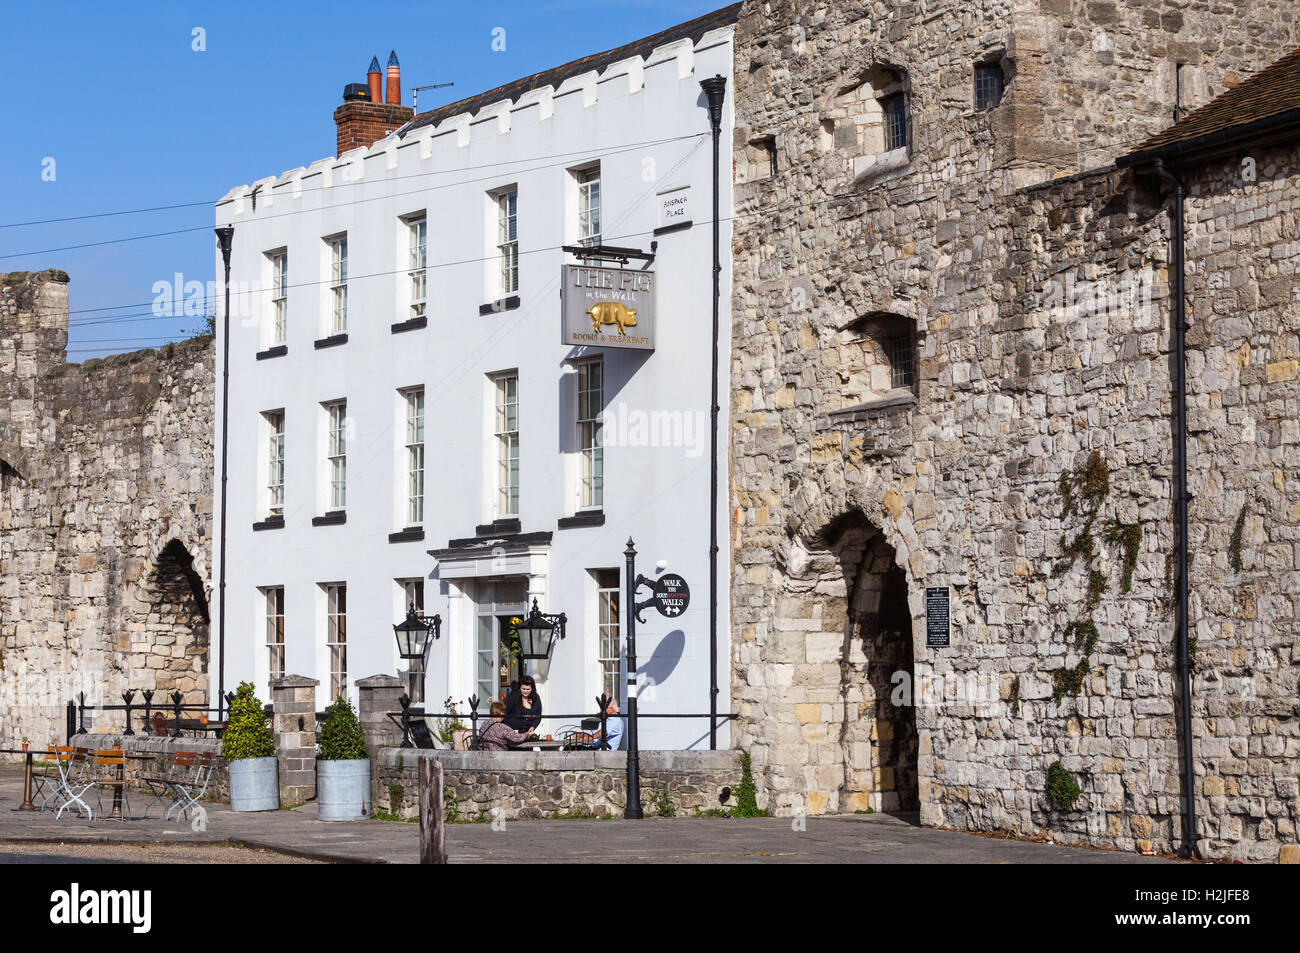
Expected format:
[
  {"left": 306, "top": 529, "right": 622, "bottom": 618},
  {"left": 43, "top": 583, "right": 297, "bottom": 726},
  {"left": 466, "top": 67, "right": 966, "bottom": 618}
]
[{"left": 925, "top": 586, "right": 950, "bottom": 648}]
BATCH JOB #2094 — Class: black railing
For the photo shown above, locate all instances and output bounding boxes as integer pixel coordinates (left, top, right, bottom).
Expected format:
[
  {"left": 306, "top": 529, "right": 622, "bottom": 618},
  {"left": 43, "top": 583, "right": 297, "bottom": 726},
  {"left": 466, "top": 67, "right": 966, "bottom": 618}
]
[
  {"left": 65, "top": 690, "right": 242, "bottom": 744},
  {"left": 394, "top": 692, "right": 737, "bottom": 750}
]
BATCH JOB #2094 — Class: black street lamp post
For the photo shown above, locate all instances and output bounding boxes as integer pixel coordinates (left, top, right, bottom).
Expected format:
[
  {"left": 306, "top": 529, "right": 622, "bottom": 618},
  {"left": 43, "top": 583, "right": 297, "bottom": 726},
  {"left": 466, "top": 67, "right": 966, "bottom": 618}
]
[
  {"left": 623, "top": 538, "right": 643, "bottom": 819},
  {"left": 214, "top": 225, "right": 233, "bottom": 721}
]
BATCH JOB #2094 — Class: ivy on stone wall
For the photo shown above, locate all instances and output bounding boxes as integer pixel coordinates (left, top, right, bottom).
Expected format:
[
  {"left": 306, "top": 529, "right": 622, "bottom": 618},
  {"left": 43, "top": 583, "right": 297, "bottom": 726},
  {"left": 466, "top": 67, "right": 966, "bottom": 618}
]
[
  {"left": 1045, "top": 760, "right": 1082, "bottom": 811},
  {"left": 1229, "top": 505, "right": 1247, "bottom": 572},
  {"left": 1050, "top": 451, "right": 1111, "bottom": 706}
]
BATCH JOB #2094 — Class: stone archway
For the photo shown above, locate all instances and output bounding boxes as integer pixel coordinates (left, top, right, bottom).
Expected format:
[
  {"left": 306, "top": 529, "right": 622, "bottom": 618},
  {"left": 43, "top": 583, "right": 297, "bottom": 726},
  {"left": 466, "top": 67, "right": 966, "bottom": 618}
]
[
  {"left": 778, "top": 510, "right": 919, "bottom": 816},
  {"left": 134, "top": 539, "right": 210, "bottom": 701}
]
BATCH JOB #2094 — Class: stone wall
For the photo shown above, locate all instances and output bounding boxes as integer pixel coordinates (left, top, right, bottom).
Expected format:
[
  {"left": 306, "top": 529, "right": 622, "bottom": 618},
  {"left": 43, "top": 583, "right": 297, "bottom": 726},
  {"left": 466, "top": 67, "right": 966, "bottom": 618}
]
[
  {"left": 0, "top": 270, "right": 214, "bottom": 748},
  {"left": 372, "top": 748, "right": 742, "bottom": 820},
  {"left": 729, "top": 1, "right": 1300, "bottom": 861}
]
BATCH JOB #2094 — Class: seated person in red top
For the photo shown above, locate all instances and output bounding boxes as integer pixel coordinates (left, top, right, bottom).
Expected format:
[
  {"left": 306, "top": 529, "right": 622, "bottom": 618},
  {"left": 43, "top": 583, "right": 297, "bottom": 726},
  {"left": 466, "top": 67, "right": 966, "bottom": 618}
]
[{"left": 477, "top": 700, "right": 534, "bottom": 750}]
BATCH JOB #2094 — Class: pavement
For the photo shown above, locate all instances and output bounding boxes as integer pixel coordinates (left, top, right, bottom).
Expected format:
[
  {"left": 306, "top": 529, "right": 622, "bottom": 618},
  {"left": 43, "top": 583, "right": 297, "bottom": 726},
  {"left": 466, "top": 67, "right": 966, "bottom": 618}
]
[{"left": 0, "top": 766, "right": 1175, "bottom": 864}]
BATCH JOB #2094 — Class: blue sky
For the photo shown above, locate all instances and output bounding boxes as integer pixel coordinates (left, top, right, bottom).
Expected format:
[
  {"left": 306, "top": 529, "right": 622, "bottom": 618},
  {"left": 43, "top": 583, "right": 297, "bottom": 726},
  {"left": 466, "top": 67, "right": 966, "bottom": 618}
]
[{"left": 0, "top": 0, "right": 724, "bottom": 359}]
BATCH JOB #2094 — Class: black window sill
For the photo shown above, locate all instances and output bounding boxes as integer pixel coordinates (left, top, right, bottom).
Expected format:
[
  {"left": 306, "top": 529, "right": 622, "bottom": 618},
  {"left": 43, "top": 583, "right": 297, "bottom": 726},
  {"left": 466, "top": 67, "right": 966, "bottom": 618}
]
[
  {"left": 314, "top": 332, "right": 348, "bottom": 349},
  {"left": 653, "top": 220, "right": 692, "bottom": 236},
  {"left": 253, "top": 516, "right": 285, "bottom": 532},
  {"left": 312, "top": 510, "right": 347, "bottom": 527},
  {"left": 479, "top": 296, "right": 520, "bottom": 316},
  {"left": 476, "top": 517, "right": 520, "bottom": 536},
  {"left": 256, "top": 345, "right": 288, "bottom": 361},
  {"left": 389, "top": 527, "right": 426, "bottom": 543},
  {"left": 558, "top": 510, "right": 605, "bottom": 530},
  {"left": 391, "top": 316, "right": 427, "bottom": 334}
]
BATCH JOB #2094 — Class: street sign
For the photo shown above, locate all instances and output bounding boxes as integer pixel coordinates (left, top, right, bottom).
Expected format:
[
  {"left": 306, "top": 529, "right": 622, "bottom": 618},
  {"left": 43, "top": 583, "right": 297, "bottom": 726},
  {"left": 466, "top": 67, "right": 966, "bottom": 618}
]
[
  {"left": 652, "top": 574, "right": 690, "bottom": 617},
  {"left": 926, "top": 586, "right": 950, "bottom": 648}
]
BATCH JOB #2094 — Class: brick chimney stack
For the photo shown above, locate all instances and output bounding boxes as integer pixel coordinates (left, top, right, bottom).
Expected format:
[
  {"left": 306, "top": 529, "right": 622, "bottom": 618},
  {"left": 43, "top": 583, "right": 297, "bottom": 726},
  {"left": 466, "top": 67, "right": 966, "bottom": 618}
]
[
  {"left": 386, "top": 50, "right": 401, "bottom": 105},
  {"left": 367, "top": 56, "right": 382, "bottom": 105},
  {"left": 333, "top": 52, "right": 414, "bottom": 157}
]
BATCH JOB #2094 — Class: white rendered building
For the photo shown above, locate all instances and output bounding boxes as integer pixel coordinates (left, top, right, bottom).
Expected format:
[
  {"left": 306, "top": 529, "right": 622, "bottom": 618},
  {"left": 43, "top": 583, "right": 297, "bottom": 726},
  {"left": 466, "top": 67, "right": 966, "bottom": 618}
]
[{"left": 212, "top": 8, "right": 736, "bottom": 748}]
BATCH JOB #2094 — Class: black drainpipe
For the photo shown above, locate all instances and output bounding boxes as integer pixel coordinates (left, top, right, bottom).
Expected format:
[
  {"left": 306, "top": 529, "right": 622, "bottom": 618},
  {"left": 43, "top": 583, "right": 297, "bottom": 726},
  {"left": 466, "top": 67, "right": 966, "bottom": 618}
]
[
  {"left": 1151, "top": 159, "right": 1197, "bottom": 857},
  {"left": 214, "top": 226, "right": 234, "bottom": 722},
  {"left": 700, "top": 74, "right": 727, "bottom": 750}
]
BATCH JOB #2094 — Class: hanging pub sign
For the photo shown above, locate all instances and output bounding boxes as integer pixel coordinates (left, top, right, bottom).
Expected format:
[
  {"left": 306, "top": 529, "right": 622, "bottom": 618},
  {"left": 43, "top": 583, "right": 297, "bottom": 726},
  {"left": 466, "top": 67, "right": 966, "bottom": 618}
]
[
  {"left": 652, "top": 573, "right": 690, "bottom": 617},
  {"left": 561, "top": 264, "right": 655, "bottom": 351}
]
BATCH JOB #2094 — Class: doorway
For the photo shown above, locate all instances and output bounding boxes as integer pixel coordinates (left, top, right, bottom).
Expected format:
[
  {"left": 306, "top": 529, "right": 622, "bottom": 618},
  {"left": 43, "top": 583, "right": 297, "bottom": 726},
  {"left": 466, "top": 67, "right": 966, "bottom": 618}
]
[{"left": 473, "top": 579, "right": 528, "bottom": 706}]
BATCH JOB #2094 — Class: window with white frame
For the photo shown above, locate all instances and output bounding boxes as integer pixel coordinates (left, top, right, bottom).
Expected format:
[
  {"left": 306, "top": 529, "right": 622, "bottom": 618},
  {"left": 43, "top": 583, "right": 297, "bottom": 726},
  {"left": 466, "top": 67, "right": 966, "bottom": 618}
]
[
  {"left": 577, "top": 359, "right": 603, "bottom": 509},
  {"left": 324, "top": 582, "right": 347, "bottom": 700},
  {"left": 407, "top": 217, "right": 427, "bottom": 318},
  {"left": 577, "top": 167, "right": 601, "bottom": 247},
  {"left": 496, "top": 188, "right": 518, "bottom": 295},
  {"left": 404, "top": 387, "right": 425, "bottom": 526},
  {"left": 269, "top": 251, "right": 288, "bottom": 344},
  {"left": 494, "top": 374, "right": 519, "bottom": 517},
  {"left": 264, "top": 586, "right": 285, "bottom": 689},
  {"left": 264, "top": 410, "right": 285, "bottom": 517},
  {"left": 399, "top": 578, "right": 425, "bottom": 703},
  {"left": 328, "top": 236, "right": 348, "bottom": 333},
  {"left": 595, "top": 569, "right": 621, "bottom": 702},
  {"left": 326, "top": 400, "right": 347, "bottom": 510}
]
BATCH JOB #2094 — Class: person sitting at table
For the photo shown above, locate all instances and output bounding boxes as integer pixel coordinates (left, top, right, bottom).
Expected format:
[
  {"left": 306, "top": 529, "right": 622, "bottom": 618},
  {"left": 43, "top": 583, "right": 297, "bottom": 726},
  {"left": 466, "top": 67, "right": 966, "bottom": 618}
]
[
  {"left": 477, "top": 701, "right": 534, "bottom": 750},
  {"left": 503, "top": 675, "right": 543, "bottom": 734},
  {"left": 588, "top": 699, "right": 624, "bottom": 751}
]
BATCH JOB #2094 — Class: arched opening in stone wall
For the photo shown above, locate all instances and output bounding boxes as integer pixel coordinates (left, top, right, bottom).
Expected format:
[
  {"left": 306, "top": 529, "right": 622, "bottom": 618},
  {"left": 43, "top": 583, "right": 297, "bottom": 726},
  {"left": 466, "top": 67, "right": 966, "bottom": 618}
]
[
  {"left": 0, "top": 457, "right": 22, "bottom": 489},
  {"left": 138, "top": 539, "right": 210, "bottom": 701},
  {"left": 787, "top": 511, "right": 918, "bottom": 816}
]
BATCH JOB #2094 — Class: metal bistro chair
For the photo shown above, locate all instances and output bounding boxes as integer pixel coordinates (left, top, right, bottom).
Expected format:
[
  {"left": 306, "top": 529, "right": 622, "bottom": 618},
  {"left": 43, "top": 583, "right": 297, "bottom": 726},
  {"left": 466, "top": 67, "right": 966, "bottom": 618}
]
[
  {"left": 138, "top": 750, "right": 215, "bottom": 822},
  {"left": 54, "top": 747, "right": 96, "bottom": 820},
  {"left": 30, "top": 746, "right": 76, "bottom": 812},
  {"left": 92, "top": 747, "right": 131, "bottom": 821}
]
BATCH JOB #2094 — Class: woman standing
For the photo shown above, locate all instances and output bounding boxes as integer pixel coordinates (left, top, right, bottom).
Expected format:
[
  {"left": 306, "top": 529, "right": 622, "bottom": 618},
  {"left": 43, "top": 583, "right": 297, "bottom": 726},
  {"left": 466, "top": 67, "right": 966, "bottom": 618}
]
[{"left": 503, "top": 675, "right": 543, "bottom": 734}]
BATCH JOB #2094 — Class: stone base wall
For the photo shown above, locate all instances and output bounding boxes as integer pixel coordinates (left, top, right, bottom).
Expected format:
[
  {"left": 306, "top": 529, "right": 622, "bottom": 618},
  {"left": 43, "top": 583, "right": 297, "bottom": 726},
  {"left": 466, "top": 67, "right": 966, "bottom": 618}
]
[
  {"left": 69, "top": 733, "right": 229, "bottom": 804},
  {"left": 372, "top": 748, "right": 741, "bottom": 820}
]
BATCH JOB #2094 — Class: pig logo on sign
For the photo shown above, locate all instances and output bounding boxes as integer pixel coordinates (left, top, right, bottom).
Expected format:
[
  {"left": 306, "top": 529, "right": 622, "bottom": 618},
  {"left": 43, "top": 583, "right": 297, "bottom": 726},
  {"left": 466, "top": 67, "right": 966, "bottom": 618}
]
[{"left": 587, "top": 301, "right": 638, "bottom": 335}]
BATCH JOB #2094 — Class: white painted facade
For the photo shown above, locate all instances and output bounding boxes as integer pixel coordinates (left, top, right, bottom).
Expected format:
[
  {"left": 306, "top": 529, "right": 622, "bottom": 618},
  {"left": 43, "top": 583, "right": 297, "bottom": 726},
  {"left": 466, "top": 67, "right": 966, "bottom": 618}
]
[{"left": 213, "top": 25, "right": 734, "bottom": 748}]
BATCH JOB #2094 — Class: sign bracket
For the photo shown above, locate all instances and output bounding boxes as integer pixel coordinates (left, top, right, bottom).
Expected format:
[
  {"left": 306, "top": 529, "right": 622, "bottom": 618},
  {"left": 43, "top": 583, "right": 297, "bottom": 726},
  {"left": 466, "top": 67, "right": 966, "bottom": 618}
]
[{"left": 562, "top": 242, "right": 657, "bottom": 265}]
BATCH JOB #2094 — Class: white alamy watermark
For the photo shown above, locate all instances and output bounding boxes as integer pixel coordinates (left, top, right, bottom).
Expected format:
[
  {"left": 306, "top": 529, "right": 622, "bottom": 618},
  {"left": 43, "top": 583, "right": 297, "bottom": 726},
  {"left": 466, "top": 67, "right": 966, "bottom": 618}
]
[
  {"left": 1041, "top": 266, "right": 1158, "bottom": 328},
  {"left": 50, "top": 884, "right": 151, "bottom": 934},
  {"left": 600, "top": 403, "right": 708, "bottom": 458},
  {"left": 890, "top": 670, "right": 1002, "bottom": 715},
  {"left": 151, "top": 273, "right": 262, "bottom": 325}
]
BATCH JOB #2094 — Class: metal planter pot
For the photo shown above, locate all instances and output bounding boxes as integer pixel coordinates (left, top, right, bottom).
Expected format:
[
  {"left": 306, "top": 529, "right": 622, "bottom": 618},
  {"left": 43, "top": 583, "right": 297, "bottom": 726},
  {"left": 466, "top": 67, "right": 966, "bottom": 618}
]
[
  {"left": 317, "top": 759, "right": 371, "bottom": 821},
  {"left": 229, "top": 756, "right": 279, "bottom": 812}
]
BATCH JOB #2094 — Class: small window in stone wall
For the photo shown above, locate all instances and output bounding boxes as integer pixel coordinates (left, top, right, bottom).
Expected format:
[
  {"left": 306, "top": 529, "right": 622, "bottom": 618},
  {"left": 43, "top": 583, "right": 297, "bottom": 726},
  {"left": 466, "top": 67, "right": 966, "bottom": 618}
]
[
  {"left": 837, "top": 312, "right": 919, "bottom": 406},
  {"left": 974, "top": 61, "right": 1007, "bottom": 111},
  {"left": 824, "top": 65, "right": 911, "bottom": 179},
  {"left": 737, "top": 135, "right": 778, "bottom": 184}
]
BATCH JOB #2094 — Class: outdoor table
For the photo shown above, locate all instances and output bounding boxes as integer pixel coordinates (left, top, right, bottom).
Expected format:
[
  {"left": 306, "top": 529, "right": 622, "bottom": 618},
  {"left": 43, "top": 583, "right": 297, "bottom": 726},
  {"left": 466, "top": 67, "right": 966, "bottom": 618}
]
[
  {"left": 0, "top": 746, "right": 55, "bottom": 811},
  {"left": 105, "top": 753, "right": 152, "bottom": 818},
  {"left": 508, "top": 739, "right": 572, "bottom": 751}
]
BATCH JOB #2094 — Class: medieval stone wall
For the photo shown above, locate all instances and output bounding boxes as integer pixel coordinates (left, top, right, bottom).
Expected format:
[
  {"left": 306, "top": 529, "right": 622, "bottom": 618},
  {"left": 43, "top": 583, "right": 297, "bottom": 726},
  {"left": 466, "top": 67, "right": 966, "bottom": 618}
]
[
  {"left": 0, "top": 270, "right": 214, "bottom": 748},
  {"left": 729, "top": 0, "right": 1300, "bottom": 860}
]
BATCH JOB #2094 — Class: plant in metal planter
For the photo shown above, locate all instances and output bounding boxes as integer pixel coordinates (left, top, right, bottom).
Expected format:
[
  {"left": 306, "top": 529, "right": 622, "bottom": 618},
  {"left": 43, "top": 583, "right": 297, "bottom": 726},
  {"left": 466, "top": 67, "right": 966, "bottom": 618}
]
[
  {"left": 317, "top": 695, "right": 371, "bottom": 821},
  {"left": 222, "top": 681, "right": 278, "bottom": 812}
]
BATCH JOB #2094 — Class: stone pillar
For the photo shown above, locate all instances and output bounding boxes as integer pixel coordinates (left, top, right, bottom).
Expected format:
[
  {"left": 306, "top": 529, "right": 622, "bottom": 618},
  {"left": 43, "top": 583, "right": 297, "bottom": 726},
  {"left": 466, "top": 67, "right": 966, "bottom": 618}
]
[
  {"left": 271, "top": 675, "right": 318, "bottom": 805},
  {"left": 357, "top": 674, "right": 405, "bottom": 752}
]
